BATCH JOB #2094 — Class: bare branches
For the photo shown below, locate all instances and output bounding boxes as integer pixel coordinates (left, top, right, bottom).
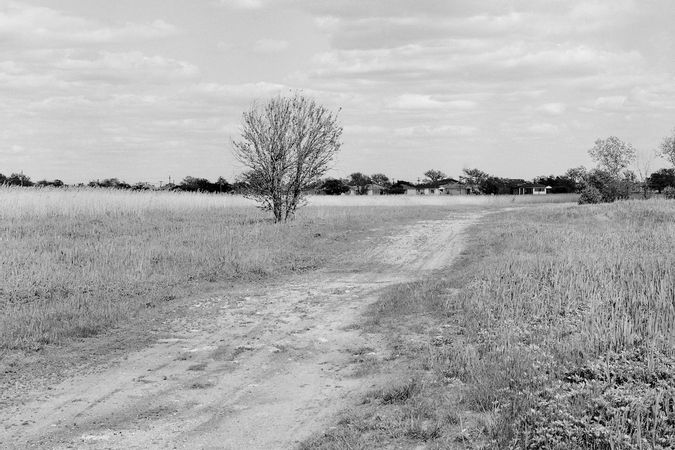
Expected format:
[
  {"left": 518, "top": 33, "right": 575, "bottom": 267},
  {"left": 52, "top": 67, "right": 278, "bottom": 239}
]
[
  {"left": 659, "top": 128, "right": 675, "bottom": 168},
  {"left": 232, "top": 93, "right": 342, "bottom": 222}
]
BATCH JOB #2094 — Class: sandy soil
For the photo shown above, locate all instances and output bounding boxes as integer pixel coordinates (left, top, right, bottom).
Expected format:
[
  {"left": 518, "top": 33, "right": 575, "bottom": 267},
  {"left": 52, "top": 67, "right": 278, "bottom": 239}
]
[{"left": 1, "top": 212, "right": 479, "bottom": 450}]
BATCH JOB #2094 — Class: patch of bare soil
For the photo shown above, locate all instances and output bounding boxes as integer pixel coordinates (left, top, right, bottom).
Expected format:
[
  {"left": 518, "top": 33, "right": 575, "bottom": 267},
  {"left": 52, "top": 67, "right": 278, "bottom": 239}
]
[{"left": 0, "top": 212, "right": 479, "bottom": 449}]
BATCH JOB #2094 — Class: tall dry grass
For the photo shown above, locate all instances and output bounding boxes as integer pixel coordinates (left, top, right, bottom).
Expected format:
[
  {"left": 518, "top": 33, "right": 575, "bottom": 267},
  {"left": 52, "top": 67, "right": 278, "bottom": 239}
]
[
  {"left": 327, "top": 199, "right": 675, "bottom": 449},
  {"left": 4, "top": 186, "right": 531, "bottom": 351},
  {"left": 438, "top": 199, "right": 675, "bottom": 447}
]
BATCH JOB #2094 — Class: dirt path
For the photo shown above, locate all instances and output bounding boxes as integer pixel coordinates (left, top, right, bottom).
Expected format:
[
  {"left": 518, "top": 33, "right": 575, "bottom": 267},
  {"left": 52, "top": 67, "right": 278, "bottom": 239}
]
[{"left": 1, "top": 212, "right": 479, "bottom": 449}]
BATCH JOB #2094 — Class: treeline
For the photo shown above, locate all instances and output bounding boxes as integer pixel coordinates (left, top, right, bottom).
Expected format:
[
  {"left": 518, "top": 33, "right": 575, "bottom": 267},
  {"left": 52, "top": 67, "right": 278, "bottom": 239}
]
[
  {"left": 2, "top": 166, "right": 675, "bottom": 197},
  {"left": 315, "top": 167, "right": 675, "bottom": 196},
  {"left": 0, "top": 173, "right": 237, "bottom": 193}
]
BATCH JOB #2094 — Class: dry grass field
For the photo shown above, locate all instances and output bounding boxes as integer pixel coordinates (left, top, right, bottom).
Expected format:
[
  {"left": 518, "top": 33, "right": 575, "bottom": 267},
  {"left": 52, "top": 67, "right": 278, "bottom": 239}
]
[
  {"left": 303, "top": 198, "right": 675, "bottom": 449},
  {"left": 1, "top": 187, "right": 571, "bottom": 352},
  {"left": 2, "top": 187, "right": 488, "bottom": 351}
]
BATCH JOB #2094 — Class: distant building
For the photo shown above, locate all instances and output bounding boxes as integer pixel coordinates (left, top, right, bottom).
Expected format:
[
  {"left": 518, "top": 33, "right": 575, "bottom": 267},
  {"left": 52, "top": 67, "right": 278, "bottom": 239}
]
[
  {"left": 345, "top": 184, "right": 386, "bottom": 195},
  {"left": 413, "top": 178, "right": 472, "bottom": 195},
  {"left": 365, "top": 183, "right": 386, "bottom": 195},
  {"left": 513, "top": 183, "right": 551, "bottom": 195}
]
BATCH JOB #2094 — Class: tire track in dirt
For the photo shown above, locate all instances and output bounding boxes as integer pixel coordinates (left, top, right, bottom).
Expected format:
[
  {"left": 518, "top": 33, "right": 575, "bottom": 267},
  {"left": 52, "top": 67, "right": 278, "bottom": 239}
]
[{"left": 0, "top": 212, "right": 480, "bottom": 450}]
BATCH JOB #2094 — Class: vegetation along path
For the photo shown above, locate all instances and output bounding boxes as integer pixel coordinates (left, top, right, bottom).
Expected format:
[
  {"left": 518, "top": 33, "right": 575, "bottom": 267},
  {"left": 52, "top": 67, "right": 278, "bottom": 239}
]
[{"left": 1, "top": 211, "right": 481, "bottom": 449}]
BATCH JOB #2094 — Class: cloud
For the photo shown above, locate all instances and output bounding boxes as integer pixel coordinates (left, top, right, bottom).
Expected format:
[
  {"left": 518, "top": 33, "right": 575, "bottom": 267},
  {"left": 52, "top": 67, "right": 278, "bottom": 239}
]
[
  {"left": 537, "top": 103, "right": 566, "bottom": 115},
  {"left": 593, "top": 96, "right": 627, "bottom": 110},
  {"left": 253, "top": 38, "right": 290, "bottom": 53},
  {"left": 527, "top": 123, "right": 560, "bottom": 135},
  {"left": 0, "top": 2, "right": 179, "bottom": 47},
  {"left": 389, "top": 94, "right": 444, "bottom": 110},
  {"left": 55, "top": 51, "right": 200, "bottom": 83},
  {"left": 213, "top": 0, "right": 265, "bottom": 9},
  {"left": 393, "top": 124, "right": 478, "bottom": 137},
  {"left": 388, "top": 94, "right": 477, "bottom": 111}
]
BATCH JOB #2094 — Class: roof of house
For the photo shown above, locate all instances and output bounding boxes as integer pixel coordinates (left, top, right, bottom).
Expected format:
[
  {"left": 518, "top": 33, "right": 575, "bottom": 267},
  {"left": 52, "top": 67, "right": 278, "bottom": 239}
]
[
  {"left": 365, "top": 183, "right": 386, "bottom": 190},
  {"left": 515, "top": 183, "right": 548, "bottom": 188},
  {"left": 416, "top": 178, "right": 460, "bottom": 189}
]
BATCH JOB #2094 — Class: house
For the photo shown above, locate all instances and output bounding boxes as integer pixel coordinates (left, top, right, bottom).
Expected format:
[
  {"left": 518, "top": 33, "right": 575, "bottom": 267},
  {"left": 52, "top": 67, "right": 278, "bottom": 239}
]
[
  {"left": 513, "top": 183, "right": 551, "bottom": 195},
  {"left": 345, "top": 183, "right": 386, "bottom": 195},
  {"left": 365, "top": 183, "right": 385, "bottom": 195},
  {"left": 414, "top": 178, "right": 471, "bottom": 195},
  {"left": 387, "top": 181, "right": 416, "bottom": 195},
  {"left": 439, "top": 181, "right": 472, "bottom": 195}
]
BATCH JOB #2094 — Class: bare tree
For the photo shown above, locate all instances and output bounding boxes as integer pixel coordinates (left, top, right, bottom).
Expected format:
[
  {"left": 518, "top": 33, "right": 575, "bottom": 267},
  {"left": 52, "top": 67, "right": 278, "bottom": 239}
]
[
  {"left": 424, "top": 169, "right": 446, "bottom": 183},
  {"left": 232, "top": 93, "right": 343, "bottom": 222},
  {"left": 588, "top": 136, "right": 636, "bottom": 177},
  {"left": 370, "top": 173, "right": 391, "bottom": 187},
  {"left": 634, "top": 150, "right": 656, "bottom": 198},
  {"left": 659, "top": 127, "right": 675, "bottom": 167}
]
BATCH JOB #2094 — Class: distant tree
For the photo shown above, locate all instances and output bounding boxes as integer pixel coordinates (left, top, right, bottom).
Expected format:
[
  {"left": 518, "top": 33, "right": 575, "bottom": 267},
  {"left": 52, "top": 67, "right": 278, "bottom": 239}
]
[
  {"left": 232, "top": 93, "right": 343, "bottom": 222},
  {"left": 36, "top": 179, "right": 64, "bottom": 187},
  {"left": 647, "top": 168, "right": 675, "bottom": 193},
  {"left": 370, "top": 173, "right": 391, "bottom": 187},
  {"left": 534, "top": 174, "right": 578, "bottom": 193},
  {"left": 7, "top": 173, "right": 33, "bottom": 187},
  {"left": 88, "top": 178, "right": 130, "bottom": 189},
  {"left": 103, "top": 178, "right": 130, "bottom": 189},
  {"left": 481, "top": 176, "right": 526, "bottom": 195},
  {"left": 424, "top": 169, "right": 446, "bottom": 183},
  {"left": 460, "top": 168, "right": 490, "bottom": 193},
  {"left": 216, "top": 176, "right": 232, "bottom": 193},
  {"left": 321, "top": 178, "right": 350, "bottom": 195},
  {"left": 131, "top": 182, "right": 153, "bottom": 190},
  {"left": 387, "top": 180, "right": 414, "bottom": 195},
  {"left": 583, "top": 169, "right": 632, "bottom": 203},
  {"left": 180, "top": 176, "right": 217, "bottom": 192},
  {"left": 349, "top": 172, "right": 372, "bottom": 194},
  {"left": 564, "top": 166, "right": 588, "bottom": 192},
  {"left": 659, "top": 127, "right": 675, "bottom": 167},
  {"left": 588, "top": 136, "right": 636, "bottom": 177}
]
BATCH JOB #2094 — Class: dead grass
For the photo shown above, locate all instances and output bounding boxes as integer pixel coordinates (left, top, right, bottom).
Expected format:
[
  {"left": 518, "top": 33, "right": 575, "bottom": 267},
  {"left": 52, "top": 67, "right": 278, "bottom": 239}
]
[
  {"left": 302, "top": 198, "right": 675, "bottom": 449},
  {"left": 0, "top": 187, "right": 475, "bottom": 351}
]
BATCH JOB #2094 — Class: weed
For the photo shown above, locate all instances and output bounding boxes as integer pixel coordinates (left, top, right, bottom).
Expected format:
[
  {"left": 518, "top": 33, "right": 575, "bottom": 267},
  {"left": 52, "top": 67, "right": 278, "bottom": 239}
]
[{"left": 376, "top": 379, "right": 421, "bottom": 404}]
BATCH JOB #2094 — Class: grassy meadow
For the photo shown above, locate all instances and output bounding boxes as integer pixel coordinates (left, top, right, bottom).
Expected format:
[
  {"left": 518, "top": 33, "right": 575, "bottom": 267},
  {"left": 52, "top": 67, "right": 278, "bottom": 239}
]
[
  {"left": 304, "top": 199, "right": 675, "bottom": 449},
  {"left": 1, "top": 186, "right": 566, "bottom": 351}
]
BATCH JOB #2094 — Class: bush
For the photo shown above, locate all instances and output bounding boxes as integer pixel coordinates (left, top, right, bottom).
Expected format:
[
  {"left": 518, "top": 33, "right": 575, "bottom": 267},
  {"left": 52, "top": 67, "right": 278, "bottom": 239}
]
[
  {"left": 664, "top": 186, "right": 675, "bottom": 200},
  {"left": 578, "top": 186, "right": 602, "bottom": 204},
  {"left": 582, "top": 169, "right": 634, "bottom": 203}
]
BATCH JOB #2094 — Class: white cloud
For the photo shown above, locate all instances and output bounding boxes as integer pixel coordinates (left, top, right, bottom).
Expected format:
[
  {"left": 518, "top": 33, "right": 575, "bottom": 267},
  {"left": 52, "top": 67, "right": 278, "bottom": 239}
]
[
  {"left": 394, "top": 124, "right": 478, "bottom": 137},
  {"left": 214, "top": 0, "right": 265, "bottom": 9},
  {"left": 388, "top": 94, "right": 477, "bottom": 111},
  {"left": 527, "top": 123, "right": 560, "bottom": 135},
  {"left": 593, "top": 96, "right": 627, "bottom": 110},
  {"left": 253, "top": 39, "right": 290, "bottom": 53},
  {"left": 0, "top": 2, "right": 179, "bottom": 47},
  {"left": 389, "top": 94, "right": 444, "bottom": 110},
  {"left": 537, "top": 103, "right": 566, "bottom": 115}
]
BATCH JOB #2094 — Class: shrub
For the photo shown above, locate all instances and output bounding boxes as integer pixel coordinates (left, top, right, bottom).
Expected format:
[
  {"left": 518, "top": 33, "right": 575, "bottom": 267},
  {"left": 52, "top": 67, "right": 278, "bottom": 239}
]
[
  {"left": 582, "top": 169, "right": 633, "bottom": 203},
  {"left": 578, "top": 186, "right": 602, "bottom": 204},
  {"left": 663, "top": 186, "right": 675, "bottom": 200}
]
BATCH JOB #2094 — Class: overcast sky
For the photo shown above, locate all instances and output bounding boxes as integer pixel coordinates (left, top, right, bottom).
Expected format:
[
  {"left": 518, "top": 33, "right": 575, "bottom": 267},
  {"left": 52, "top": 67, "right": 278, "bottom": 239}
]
[{"left": 1, "top": 0, "right": 674, "bottom": 184}]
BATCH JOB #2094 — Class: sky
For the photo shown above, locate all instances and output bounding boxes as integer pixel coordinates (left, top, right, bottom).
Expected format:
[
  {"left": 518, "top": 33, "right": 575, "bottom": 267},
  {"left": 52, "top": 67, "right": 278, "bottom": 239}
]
[{"left": 1, "top": 0, "right": 674, "bottom": 184}]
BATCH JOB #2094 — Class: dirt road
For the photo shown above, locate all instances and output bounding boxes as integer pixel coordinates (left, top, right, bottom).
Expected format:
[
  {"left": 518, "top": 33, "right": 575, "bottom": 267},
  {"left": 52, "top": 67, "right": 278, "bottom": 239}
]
[{"left": 1, "top": 212, "right": 478, "bottom": 449}]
